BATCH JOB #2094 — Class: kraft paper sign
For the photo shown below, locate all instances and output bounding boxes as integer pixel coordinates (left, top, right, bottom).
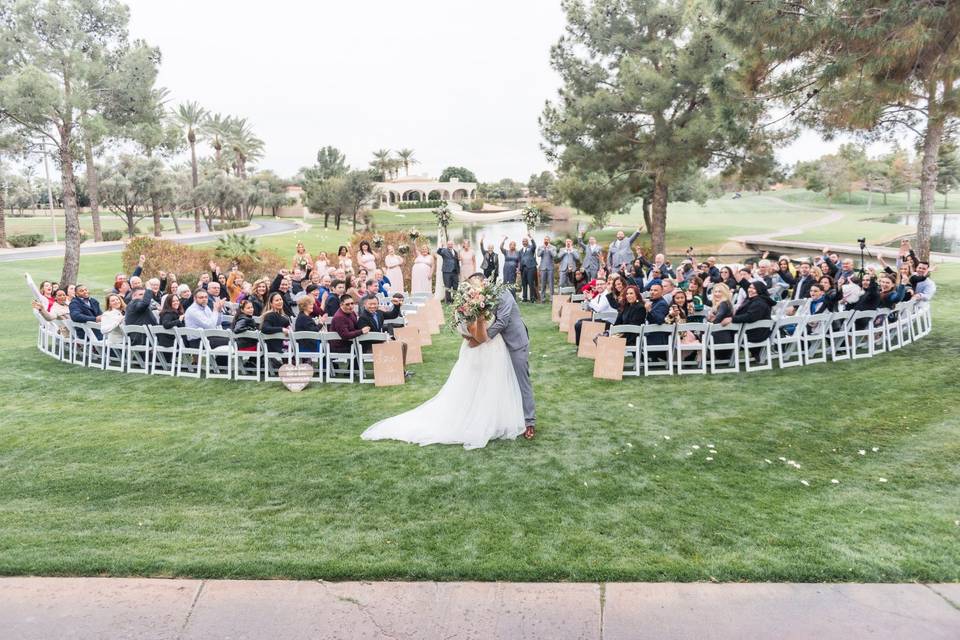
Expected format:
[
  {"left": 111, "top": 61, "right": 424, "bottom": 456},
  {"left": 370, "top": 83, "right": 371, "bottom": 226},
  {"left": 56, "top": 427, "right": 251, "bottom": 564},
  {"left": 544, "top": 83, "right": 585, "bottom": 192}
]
[
  {"left": 552, "top": 294, "right": 570, "bottom": 323},
  {"left": 566, "top": 309, "right": 593, "bottom": 344},
  {"left": 427, "top": 298, "right": 444, "bottom": 332},
  {"left": 393, "top": 326, "right": 423, "bottom": 364},
  {"left": 577, "top": 321, "right": 607, "bottom": 359},
  {"left": 278, "top": 363, "right": 314, "bottom": 392},
  {"left": 407, "top": 312, "right": 432, "bottom": 346},
  {"left": 593, "top": 336, "right": 626, "bottom": 381},
  {"left": 372, "top": 341, "right": 405, "bottom": 387},
  {"left": 559, "top": 302, "right": 580, "bottom": 332}
]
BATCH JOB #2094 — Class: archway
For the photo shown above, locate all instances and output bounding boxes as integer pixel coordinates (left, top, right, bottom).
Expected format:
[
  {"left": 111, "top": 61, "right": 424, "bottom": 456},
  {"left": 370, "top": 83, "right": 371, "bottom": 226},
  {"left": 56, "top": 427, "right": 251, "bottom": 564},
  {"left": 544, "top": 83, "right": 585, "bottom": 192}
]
[
  {"left": 428, "top": 190, "right": 442, "bottom": 200},
  {"left": 402, "top": 190, "right": 422, "bottom": 202},
  {"left": 451, "top": 189, "right": 468, "bottom": 201}
]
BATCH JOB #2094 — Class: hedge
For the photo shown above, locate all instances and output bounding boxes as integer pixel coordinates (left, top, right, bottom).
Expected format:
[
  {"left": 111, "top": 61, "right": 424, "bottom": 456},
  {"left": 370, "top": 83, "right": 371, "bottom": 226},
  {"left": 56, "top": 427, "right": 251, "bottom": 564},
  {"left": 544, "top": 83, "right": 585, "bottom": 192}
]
[
  {"left": 101, "top": 230, "right": 124, "bottom": 242},
  {"left": 398, "top": 200, "right": 446, "bottom": 210},
  {"left": 8, "top": 234, "right": 44, "bottom": 248},
  {"left": 121, "top": 236, "right": 286, "bottom": 286}
]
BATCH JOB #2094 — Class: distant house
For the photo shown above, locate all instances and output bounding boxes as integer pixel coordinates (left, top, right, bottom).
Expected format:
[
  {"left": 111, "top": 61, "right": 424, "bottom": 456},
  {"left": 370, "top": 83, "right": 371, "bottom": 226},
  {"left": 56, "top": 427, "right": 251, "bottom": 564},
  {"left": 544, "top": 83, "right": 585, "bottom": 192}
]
[
  {"left": 276, "top": 185, "right": 305, "bottom": 218},
  {"left": 374, "top": 174, "right": 477, "bottom": 208}
]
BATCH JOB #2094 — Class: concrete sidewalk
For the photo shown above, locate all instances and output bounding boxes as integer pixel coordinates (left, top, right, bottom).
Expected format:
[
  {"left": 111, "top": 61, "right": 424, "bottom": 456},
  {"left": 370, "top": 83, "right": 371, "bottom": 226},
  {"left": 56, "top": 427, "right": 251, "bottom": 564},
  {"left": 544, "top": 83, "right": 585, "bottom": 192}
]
[{"left": 1, "top": 579, "right": 957, "bottom": 639}]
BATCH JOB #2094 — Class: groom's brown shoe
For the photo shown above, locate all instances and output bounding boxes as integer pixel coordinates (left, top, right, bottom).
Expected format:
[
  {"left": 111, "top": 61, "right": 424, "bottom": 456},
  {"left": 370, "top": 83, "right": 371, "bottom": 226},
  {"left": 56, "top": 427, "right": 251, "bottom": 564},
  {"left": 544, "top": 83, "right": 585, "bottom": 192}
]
[{"left": 523, "top": 425, "right": 536, "bottom": 440}]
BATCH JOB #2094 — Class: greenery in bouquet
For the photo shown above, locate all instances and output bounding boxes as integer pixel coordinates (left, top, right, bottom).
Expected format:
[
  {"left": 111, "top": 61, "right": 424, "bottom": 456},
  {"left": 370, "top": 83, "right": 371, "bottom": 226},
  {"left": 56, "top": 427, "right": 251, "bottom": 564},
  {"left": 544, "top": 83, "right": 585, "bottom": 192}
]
[
  {"left": 448, "top": 279, "right": 512, "bottom": 332},
  {"left": 407, "top": 228, "right": 421, "bottom": 240},
  {"left": 521, "top": 206, "right": 541, "bottom": 231},
  {"left": 372, "top": 233, "right": 384, "bottom": 249},
  {"left": 397, "top": 243, "right": 410, "bottom": 255},
  {"left": 434, "top": 205, "right": 452, "bottom": 230}
]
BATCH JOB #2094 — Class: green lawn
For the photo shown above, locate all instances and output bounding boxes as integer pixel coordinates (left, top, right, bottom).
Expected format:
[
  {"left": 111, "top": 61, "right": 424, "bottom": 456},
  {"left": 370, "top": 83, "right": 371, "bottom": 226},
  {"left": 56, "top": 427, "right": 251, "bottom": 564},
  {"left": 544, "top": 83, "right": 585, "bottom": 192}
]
[
  {"left": 4, "top": 212, "right": 177, "bottom": 242},
  {"left": 1, "top": 242, "right": 958, "bottom": 581}
]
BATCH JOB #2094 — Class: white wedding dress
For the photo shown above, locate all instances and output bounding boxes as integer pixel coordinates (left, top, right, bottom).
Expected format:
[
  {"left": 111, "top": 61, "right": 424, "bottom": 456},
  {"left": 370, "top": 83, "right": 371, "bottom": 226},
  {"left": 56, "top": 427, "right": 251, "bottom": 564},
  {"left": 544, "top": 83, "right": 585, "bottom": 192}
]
[{"left": 361, "top": 331, "right": 526, "bottom": 450}]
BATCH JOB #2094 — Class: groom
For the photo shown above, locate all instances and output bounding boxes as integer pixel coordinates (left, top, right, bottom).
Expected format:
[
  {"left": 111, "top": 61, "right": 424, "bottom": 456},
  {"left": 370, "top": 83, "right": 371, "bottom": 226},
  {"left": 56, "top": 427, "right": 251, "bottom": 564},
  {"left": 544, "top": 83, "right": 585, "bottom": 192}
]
[{"left": 467, "top": 273, "right": 536, "bottom": 439}]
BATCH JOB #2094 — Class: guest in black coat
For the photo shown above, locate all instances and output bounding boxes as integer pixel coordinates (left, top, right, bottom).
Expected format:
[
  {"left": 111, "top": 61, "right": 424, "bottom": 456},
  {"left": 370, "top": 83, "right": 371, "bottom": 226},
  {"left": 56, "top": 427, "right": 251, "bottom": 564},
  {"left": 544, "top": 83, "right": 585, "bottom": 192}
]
[
  {"left": 69, "top": 284, "right": 103, "bottom": 339},
  {"left": 727, "top": 280, "right": 775, "bottom": 353},
  {"left": 124, "top": 288, "right": 157, "bottom": 345},
  {"left": 157, "top": 295, "right": 185, "bottom": 348},
  {"left": 818, "top": 276, "right": 839, "bottom": 313},
  {"left": 232, "top": 300, "right": 260, "bottom": 351},
  {"left": 613, "top": 285, "right": 646, "bottom": 345},
  {"left": 357, "top": 296, "right": 387, "bottom": 351},
  {"left": 293, "top": 297, "right": 321, "bottom": 352},
  {"left": 260, "top": 292, "right": 291, "bottom": 353}
]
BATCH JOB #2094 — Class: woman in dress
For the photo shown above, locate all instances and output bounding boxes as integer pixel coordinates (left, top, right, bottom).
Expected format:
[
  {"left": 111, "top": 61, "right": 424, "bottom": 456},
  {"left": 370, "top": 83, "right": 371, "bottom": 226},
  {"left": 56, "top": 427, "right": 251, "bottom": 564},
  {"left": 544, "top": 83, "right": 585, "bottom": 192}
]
[
  {"left": 459, "top": 239, "right": 476, "bottom": 276},
  {"left": 500, "top": 237, "right": 520, "bottom": 288},
  {"left": 337, "top": 245, "right": 353, "bottom": 272},
  {"left": 362, "top": 283, "right": 525, "bottom": 450},
  {"left": 291, "top": 241, "right": 312, "bottom": 272},
  {"left": 100, "top": 293, "right": 127, "bottom": 345},
  {"left": 32, "top": 287, "right": 70, "bottom": 337},
  {"left": 314, "top": 252, "right": 330, "bottom": 278},
  {"left": 384, "top": 245, "right": 405, "bottom": 293},
  {"left": 411, "top": 245, "right": 434, "bottom": 295},
  {"left": 357, "top": 240, "right": 378, "bottom": 273}
]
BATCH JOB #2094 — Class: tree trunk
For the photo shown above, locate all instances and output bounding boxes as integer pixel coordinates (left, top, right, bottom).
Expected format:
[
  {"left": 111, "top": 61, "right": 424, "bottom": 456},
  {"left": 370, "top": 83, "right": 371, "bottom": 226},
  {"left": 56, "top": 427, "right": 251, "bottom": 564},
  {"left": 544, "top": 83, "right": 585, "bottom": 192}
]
[
  {"left": 866, "top": 178, "right": 873, "bottom": 210},
  {"left": 917, "top": 95, "right": 944, "bottom": 261},
  {"left": 0, "top": 181, "right": 6, "bottom": 248},
  {"left": 945, "top": 190, "right": 949, "bottom": 208},
  {"left": 169, "top": 207, "right": 182, "bottom": 234},
  {"left": 641, "top": 197, "right": 653, "bottom": 236},
  {"left": 82, "top": 132, "right": 103, "bottom": 242},
  {"left": 152, "top": 199, "right": 162, "bottom": 237},
  {"left": 650, "top": 171, "right": 668, "bottom": 256},
  {"left": 58, "top": 132, "right": 81, "bottom": 287},
  {"left": 190, "top": 139, "right": 201, "bottom": 232},
  {"left": 125, "top": 210, "right": 136, "bottom": 237}
]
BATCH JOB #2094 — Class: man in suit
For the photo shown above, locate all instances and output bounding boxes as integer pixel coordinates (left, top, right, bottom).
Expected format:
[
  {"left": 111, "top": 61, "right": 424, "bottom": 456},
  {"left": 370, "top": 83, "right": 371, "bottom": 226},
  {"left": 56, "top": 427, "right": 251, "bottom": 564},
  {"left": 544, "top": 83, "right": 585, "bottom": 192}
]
[
  {"left": 608, "top": 227, "right": 642, "bottom": 271},
  {"left": 643, "top": 283, "right": 671, "bottom": 356},
  {"left": 475, "top": 273, "right": 536, "bottom": 439},
  {"left": 793, "top": 260, "right": 815, "bottom": 300},
  {"left": 124, "top": 287, "right": 158, "bottom": 345},
  {"left": 518, "top": 235, "right": 538, "bottom": 302},
  {"left": 536, "top": 236, "right": 557, "bottom": 303},
  {"left": 358, "top": 296, "right": 409, "bottom": 374},
  {"left": 557, "top": 238, "right": 581, "bottom": 288},
  {"left": 69, "top": 284, "right": 103, "bottom": 339},
  {"left": 437, "top": 241, "right": 460, "bottom": 303},
  {"left": 578, "top": 233, "right": 603, "bottom": 281}
]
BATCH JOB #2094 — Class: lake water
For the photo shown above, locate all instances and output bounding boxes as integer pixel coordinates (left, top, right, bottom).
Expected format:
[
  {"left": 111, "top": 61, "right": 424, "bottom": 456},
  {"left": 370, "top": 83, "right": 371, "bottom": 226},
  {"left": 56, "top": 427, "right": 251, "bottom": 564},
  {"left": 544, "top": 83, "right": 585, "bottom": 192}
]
[{"left": 882, "top": 213, "right": 960, "bottom": 254}]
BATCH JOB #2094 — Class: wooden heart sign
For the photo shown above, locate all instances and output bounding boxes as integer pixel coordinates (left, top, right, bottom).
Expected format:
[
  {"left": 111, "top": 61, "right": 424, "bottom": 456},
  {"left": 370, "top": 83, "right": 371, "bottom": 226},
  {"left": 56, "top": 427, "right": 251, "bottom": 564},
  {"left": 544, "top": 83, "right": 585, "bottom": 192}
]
[{"left": 278, "top": 363, "right": 314, "bottom": 392}]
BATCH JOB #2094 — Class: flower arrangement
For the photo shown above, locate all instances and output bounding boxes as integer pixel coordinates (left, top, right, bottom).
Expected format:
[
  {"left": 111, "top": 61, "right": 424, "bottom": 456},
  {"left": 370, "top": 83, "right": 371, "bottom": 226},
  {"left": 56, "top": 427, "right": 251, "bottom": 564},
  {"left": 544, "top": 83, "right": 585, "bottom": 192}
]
[
  {"left": 407, "top": 228, "right": 421, "bottom": 240},
  {"left": 449, "top": 278, "right": 512, "bottom": 333},
  {"left": 521, "top": 206, "right": 541, "bottom": 232},
  {"left": 434, "top": 205, "right": 452, "bottom": 231},
  {"left": 397, "top": 243, "right": 410, "bottom": 256},
  {"left": 372, "top": 233, "right": 384, "bottom": 249}
]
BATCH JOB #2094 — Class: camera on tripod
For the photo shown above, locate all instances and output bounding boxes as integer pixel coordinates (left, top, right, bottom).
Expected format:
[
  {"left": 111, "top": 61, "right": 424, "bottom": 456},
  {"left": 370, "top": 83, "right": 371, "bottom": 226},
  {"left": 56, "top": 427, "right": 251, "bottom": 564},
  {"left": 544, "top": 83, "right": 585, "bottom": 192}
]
[{"left": 857, "top": 237, "right": 867, "bottom": 249}]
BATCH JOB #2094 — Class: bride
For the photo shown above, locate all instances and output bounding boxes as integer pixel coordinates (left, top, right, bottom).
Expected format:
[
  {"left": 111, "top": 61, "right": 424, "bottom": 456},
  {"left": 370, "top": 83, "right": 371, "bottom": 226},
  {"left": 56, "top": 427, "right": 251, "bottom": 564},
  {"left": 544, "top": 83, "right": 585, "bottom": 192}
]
[{"left": 361, "top": 291, "right": 526, "bottom": 450}]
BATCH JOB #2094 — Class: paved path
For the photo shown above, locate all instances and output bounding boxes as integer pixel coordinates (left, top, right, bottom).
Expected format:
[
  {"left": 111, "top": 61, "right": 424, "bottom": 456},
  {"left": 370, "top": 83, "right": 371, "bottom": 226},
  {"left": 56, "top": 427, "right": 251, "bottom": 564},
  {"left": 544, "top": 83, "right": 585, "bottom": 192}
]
[
  {"left": 1, "top": 578, "right": 957, "bottom": 639},
  {"left": 0, "top": 219, "right": 304, "bottom": 263}
]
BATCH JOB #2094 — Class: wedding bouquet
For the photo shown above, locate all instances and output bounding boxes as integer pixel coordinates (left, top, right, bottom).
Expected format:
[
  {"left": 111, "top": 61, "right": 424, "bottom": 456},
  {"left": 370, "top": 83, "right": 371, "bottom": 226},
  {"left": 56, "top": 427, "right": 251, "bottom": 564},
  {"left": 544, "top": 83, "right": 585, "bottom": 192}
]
[
  {"left": 408, "top": 228, "right": 421, "bottom": 240},
  {"left": 434, "top": 205, "right": 452, "bottom": 230},
  {"left": 521, "top": 206, "right": 541, "bottom": 231},
  {"left": 397, "top": 243, "right": 410, "bottom": 256},
  {"left": 372, "top": 233, "right": 384, "bottom": 249},
  {"left": 449, "top": 279, "right": 512, "bottom": 335}
]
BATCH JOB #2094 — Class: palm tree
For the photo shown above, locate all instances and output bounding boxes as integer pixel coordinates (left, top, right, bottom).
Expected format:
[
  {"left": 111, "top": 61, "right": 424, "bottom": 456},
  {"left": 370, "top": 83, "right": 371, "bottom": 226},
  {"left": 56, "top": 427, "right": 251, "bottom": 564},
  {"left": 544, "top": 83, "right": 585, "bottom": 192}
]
[
  {"left": 174, "top": 101, "right": 208, "bottom": 231},
  {"left": 202, "top": 113, "right": 232, "bottom": 173},
  {"left": 370, "top": 149, "right": 392, "bottom": 180},
  {"left": 223, "top": 117, "right": 264, "bottom": 220},
  {"left": 396, "top": 148, "right": 417, "bottom": 176}
]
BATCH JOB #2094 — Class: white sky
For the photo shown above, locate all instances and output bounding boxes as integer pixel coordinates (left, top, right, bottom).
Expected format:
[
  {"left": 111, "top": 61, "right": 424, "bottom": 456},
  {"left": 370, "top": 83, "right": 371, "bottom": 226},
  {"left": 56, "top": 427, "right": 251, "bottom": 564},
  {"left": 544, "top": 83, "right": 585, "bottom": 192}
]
[{"left": 122, "top": 0, "right": 890, "bottom": 182}]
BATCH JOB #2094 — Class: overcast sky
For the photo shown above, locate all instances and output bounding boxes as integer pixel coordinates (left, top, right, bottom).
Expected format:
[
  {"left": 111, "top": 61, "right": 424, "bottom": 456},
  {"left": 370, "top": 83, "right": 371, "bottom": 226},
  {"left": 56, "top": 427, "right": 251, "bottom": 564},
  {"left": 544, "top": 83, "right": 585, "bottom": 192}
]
[{"left": 123, "top": 0, "right": 885, "bottom": 182}]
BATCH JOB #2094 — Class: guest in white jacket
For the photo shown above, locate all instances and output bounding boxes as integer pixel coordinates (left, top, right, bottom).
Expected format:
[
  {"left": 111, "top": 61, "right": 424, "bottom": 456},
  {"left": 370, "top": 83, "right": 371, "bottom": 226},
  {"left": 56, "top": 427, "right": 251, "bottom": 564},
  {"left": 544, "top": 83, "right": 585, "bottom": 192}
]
[{"left": 100, "top": 294, "right": 127, "bottom": 344}]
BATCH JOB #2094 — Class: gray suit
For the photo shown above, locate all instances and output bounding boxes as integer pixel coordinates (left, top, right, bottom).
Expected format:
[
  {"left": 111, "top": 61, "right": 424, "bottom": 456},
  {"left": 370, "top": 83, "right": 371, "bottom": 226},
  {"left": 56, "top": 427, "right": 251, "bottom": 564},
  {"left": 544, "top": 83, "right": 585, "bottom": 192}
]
[
  {"left": 557, "top": 246, "right": 581, "bottom": 287},
  {"left": 536, "top": 243, "right": 556, "bottom": 301},
  {"left": 608, "top": 231, "right": 641, "bottom": 271},
  {"left": 578, "top": 238, "right": 603, "bottom": 280},
  {"left": 518, "top": 243, "right": 538, "bottom": 302},
  {"left": 486, "top": 291, "right": 534, "bottom": 426},
  {"left": 437, "top": 247, "right": 460, "bottom": 302}
]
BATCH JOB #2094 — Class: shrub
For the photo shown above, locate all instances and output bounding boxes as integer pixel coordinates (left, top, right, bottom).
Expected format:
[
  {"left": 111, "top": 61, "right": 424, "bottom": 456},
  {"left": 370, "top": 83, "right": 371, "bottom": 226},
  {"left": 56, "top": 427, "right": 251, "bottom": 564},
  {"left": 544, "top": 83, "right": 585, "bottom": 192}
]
[
  {"left": 398, "top": 199, "right": 446, "bottom": 210},
  {"left": 101, "top": 230, "right": 124, "bottom": 242},
  {"left": 121, "top": 235, "right": 286, "bottom": 286},
  {"left": 211, "top": 221, "right": 248, "bottom": 231},
  {"left": 8, "top": 234, "right": 44, "bottom": 248}
]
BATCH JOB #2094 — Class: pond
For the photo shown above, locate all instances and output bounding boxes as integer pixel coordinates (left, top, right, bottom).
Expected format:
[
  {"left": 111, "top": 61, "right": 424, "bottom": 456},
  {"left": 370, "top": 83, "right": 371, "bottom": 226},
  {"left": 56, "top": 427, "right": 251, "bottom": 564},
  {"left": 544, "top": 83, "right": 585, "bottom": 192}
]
[{"left": 881, "top": 213, "right": 960, "bottom": 255}]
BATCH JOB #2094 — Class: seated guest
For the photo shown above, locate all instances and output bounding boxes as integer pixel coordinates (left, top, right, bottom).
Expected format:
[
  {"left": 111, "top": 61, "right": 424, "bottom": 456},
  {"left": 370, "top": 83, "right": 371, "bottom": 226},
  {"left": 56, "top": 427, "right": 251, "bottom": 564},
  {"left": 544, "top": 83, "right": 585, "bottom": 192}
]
[
  {"left": 383, "top": 292, "right": 404, "bottom": 324},
  {"left": 157, "top": 295, "right": 185, "bottom": 348},
  {"left": 574, "top": 279, "right": 615, "bottom": 345},
  {"left": 100, "top": 293, "right": 127, "bottom": 344},
  {"left": 243, "top": 279, "right": 270, "bottom": 316},
  {"left": 910, "top": 261, "right": 936, "bottom": 301},
  {"left": 685, "top": 277, "right": 706, "bottom": 311},
  {"left": 808, "top": 283, "right": 830, "bottom": 315},
  {"left": 724, "top": 281, "right": 775, "bottom": 359},
  {"left": 69, "top": 284, "right": 103, "bottom": 338},
  {"left": 175, "top": 284, "right": 194, "bottom": 311},
  {"left": 183, "top": 288, "right": 225, "bottom": 350},
  {"left": 111, "top": 255, "right": 144, "bottom": 294},
  {"left": 719, "top": 266, "right": 737, "bottom": 291},
  {"left": 205, "top": 281, "right": 223, "bottom": 307},
  {"left": 359, "top": 278, "right": 381, "bottom": 304},
  {"left": 644, "top": 283, "right": 670, "bottom": 325},
  {"left": 294, "top": 296, "right": 321, "bottom": 353},
  {"left": 853, "top": 274, "right": 880, "bottom": 311},
  {"left": 357, "top": 295, "right": 410, "bottom": 374},
  {"left": 324, "top": 280, "right": 346, "bottom": 317},
  {"left": 706, "top": 282, "right": 737, "bottom": 358},
  {"left": 791, "top": 260, "right": 815, "bottom": 300},
  {"left": 260, "top": 292, "right": 291, "bottom": 352},
  {"left": 613, "top": 285, "right": 646, "bottom": 345},
  {"left": 303, "top": 284, "right": 324, "bottom": 318},
  {"left": 25, "top": 273, "right": 55, "bottom": 310},
  {"left": 572, "top": 269, "right": 589, "bottom": 293},
  {"left": 232, "top": 300, "right": 259, "bottom": 352},
  {"left": 33, "top": 288, "right": 71, "bottom": 337},
  {"left": 269, "top": 270, "right": 296, "bottom": 315},
  {"left": 124, "top": 286, "right": 157, "bottom": 332},
  {"left": 329, "top": 294, "right": 370, "bottom": 353},
  {"left": 818, "top": 276, "right": 839, "bottom": 312},
  {"left": 878, "top": 274, "right": 906, "bottom": 310}
]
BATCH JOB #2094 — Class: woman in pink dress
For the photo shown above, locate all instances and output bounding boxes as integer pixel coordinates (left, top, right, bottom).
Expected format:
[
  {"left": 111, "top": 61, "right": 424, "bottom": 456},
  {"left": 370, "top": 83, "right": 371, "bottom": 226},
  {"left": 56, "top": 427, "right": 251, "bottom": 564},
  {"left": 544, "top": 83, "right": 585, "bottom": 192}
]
[
  {"left": 458, "top": 239, "right": 476, "bottom": 277},
  {"left": 357, "top": 240, "right": 378, "bottom": 273},
  {"left": 314, "top": 252, "right": 330, "bottom": 278},
  {"left": 411, "top": 245, "right": 434, "bottom": 295},
  {"left": 384, "top": 245, "right": 405, "bottom": 293}
]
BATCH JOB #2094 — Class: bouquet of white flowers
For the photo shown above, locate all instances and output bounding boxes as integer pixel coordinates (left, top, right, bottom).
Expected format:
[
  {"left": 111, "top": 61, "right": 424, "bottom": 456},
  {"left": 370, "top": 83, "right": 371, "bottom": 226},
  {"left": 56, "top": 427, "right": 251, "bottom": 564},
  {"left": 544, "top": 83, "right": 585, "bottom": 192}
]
[
  {"left": 449, "top": 278, "right": 512, "bottom": 334},
  {"left": 397, "top": 243, "right": 410, "bottom": 255},
  {"left": 408, "top": 228, "right": 421, "bottom": 240},
  {"left": 522, "top": 206, "right": 541, "bottom": 232},
  {"left": 434, "top": 205, "right": 452, "bottom": 231},
  {"left": 372, "top": 233, "right": 384, "bottom": 249}
]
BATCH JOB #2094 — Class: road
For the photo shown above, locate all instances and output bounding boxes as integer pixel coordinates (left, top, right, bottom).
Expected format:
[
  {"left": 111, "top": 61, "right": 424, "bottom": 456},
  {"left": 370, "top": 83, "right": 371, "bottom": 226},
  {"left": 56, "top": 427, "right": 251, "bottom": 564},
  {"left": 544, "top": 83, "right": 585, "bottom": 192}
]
[{"left": 0, "top": 219, "right": 303, "bottom": 263}]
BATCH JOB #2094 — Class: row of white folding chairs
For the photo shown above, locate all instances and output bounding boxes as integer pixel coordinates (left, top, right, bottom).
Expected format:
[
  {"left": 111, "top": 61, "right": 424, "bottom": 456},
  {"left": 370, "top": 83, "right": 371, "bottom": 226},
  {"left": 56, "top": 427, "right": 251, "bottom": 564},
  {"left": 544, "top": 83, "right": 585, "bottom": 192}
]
[
  {"left": 599, "top": 299, "right": 931, "bottom": 377},
  {"left": 34, "top": 316, "right": 403, "bottom": 384}
]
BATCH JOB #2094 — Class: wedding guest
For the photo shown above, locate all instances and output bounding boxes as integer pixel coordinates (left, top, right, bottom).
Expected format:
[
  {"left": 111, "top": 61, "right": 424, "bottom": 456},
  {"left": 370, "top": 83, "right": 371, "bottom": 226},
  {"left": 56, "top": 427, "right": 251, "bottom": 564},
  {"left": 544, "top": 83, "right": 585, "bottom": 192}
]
[
  {"left": 518, "top": 235, "right": 538, "bottom": 302},
  {"left": 269, "top": 270, "right": 296, "bottom": 315},
  {"left": 818, "top": 276, "right": 839, "bottom": 313},
  {"left": 337, "top": 245, "right": 353, "bottom": 271},
  {"left": 384, "top": 245, "right": 405, "bottom": 293},
  {"left": 25, "top": 273, "right": 55, "bottom": 310},
  {"left": 124, "top": 287, "right": 158, "bottom": 345},
  {"left": 910, "top": 262, "right": 937, "bottom": 301},
  {"left": 69, "top": 284, "right": 103, "bottom": 338},
  {"left": 176, "top": 283, "right": 194, "bottom": 311},
  {"left": 259, "top": 292, "right": 291, "bottom": 356},
  {"left": 500, "top": 237, "right": 520, "bottom": 288},
  {"left": 613, "top": 285, "right": 646, "bottom": 344},
  {"left": 225, "top": 269, "right": 244, "bottom": 302},
  {"left": 294, "top": 296, "right": 321, "bottom": 352},
  {"left": 411, "top": 245, "right": 434, "bottom": 294},
  {"left": 232, "top": 300, "right": 259, "bottom": 352},
  {"left": 329, "top": 295, "right": 370, "bottom": 353},
  {"left": 292, "top": 241, "right": 313, "bottom": 272},
  {"left": 459, "top": 239, "right": 476, "bottom": 276},
  {"left": 723, "top": 281, "right": 775, "bottom": 355},
  {"left": 479, "top": 236, "right": 500, "bottom": 283},
  {"left": 33, "top": 288, "right": 71, "bottom": 336},
  {"left": 324, "top": 280, "right": 346, "bottom": 317},
  {"left": 607, "top": 227, "right": 642, "bottom": 271},
  {"left": 878, "top": 274, "right": 906, "bottom": 310},
  {"left": 157, "top": 295, "right": 185, "bottom": 348},
  {"left": 357, "top": 240, "right": 378, "bottom": 273},
  {"left": 536, "top": 235, "right": 557, "bottom": 302},
  {"left": 100, "top": 293, "right": 127, "bottom": 344},
  {"left": 577, "top": 232, "right": 603, "bottom": 280},
  {"left": 808, "top": 283, "right": 830, "bottom": 315},
  {"left": 183, "top": 288, "right": 223, "bottom": 334},
  {"left": 437, "top": 240, "right": 460, "bottom": 303},
  {"left": 572, "top": 269, "right": 589, "bottom": 293}
]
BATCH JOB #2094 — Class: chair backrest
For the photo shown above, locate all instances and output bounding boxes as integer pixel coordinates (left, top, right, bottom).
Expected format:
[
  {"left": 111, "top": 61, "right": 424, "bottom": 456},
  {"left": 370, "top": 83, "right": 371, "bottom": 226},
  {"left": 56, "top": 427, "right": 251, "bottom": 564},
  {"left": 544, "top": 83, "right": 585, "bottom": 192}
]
[
  {"left": 741, "top": 319, "right": 774, "bottom": 335},
  {"left": 291, "top": 330, "right": 322, "bottom": 346},
  {"left": 675, "top": 322, "right": 708, "bottom": 336},
  {"left": 570, "top": 294, "right": 585, "bottom": 303},
  {"left": 175, "top": 326, "right": 205, "bottom": 346},
  {"left": 82, "top": 321, "right": 103, "bottom": 341},
  {"left": 384, "top": 317, "right": 406, "bottom": 328},
  {"left": 148, "top": 325, "right": 177, "bottom": 343},
  {"left": 594, "top": 310, "right": 618, "bottom": 324},
  {"left": 641, "top": 324, "right": 676, "bottom": 338},
  {"left": 201, "top": 329, "right": 235, "bottom": 347},
  {"left": 401, "top": 304, "right": 420, "bottom": 314},
  {"left": 828, "top": 310, "right": 854, "bottom": 329},
  {"left": 850, "top": 310, "right": 877, "bottom": 326},
  {"left": 122, "top": 324, "right": 153, "bottom": 342},
  {"left": 356, "top": 332, "right": 390, "bottom": 344},
  {"left": 558, "top": 287, "right": 575, "bottom": 295}
]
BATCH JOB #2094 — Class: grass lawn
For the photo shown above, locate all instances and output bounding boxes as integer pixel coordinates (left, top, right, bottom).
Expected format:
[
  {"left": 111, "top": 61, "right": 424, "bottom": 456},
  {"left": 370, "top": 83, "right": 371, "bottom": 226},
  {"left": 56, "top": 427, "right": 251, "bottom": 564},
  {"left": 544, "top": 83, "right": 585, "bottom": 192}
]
[
  {"left": 1, "top": 238, "right": 958, "bottom": 581},
  {"left": 4, "top": 212, "right": 177, "bottom": 242}
]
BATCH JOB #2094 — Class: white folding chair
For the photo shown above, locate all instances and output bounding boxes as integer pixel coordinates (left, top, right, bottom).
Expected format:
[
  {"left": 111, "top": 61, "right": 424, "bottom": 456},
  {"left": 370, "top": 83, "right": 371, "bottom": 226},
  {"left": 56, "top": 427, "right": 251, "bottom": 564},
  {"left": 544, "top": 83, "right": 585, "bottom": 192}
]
[
  {"left": 914, "top": 300, "right": 932, "bottom": 337},
  {"left": 570, "top": 293, "right": 585, "bottom": 303},
  {"left": 896, "top": 300, "right": 914, "bottom": 346},
  {"left": 383, "top": 317, "right": 406, "bottom": 331},
  {"left": 292, "top": 330, "right": 325, "bottom": 380},
  {"left": 848, "top": 310, "right": 879, "bottom": 359},
  {"left": 772, "top": 315, "right": 804, "bottom": 368},
  {"left": 357, "top": 333, "right": 390, "bottom": 384},
  {"left": 609, "top": 325, "right": 643, "bottom": 377},
  {"left": 675, "top": 322, "right": 708, "bottom": 375},
  {"left": 260, "top": 334, "right": 291, "bottom": 382},
  {"left": 802, "top": 314, "right": 830, "bottom": 365},
  {"left": 83, "top": 322, "right": 110, "bottom": 370},
  {"left": 707, "top": 323, "right": 741, "bottom": 373},
  {"left": 826, "top": 311, "right": 853, "bottom": 361},
  {"left": 64, "top": 320, "right": 87, "bottom": 366},
  {"left": 740, "top": 320, "right": 774, "bottom": 372},
  {"left": 558, "top": 286, "right": 575, "bottom": 295},
  {"left": 777, "top": 298, "right": 809, "bottom": 319},
  {"left": 202, "top": 329, "right": 235, "bottom": 379},
  {"left": 234, "top": 330, "right": 264, "bottom": 381},
  {"left": 594, "top": 310, "right": 618, "bottom": 324},
  {"left": 640, "top": 324, "right": 675, "bottom": 376},
  {"left": 148, "top": 326, "right": 178, "bottom": 376},
  {"left": 174, "top": 327, "right": 204, "bottom": 378},
  {"left": 323, "top": 331, "right": 356, "bottom": 383},
  {"left": 122, "top": 325, "right": 153, "bottom": 374}
]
